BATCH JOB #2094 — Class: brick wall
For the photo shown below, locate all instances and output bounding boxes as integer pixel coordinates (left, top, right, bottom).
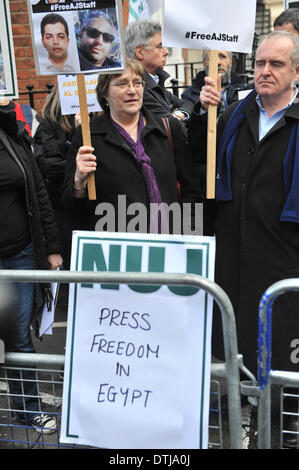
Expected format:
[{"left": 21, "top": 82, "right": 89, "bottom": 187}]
[{"left": 9, "top": 0, "right": 57, "bottom": 113}]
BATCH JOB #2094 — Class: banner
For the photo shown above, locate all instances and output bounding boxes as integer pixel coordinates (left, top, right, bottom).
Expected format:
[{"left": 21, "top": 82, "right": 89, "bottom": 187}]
[
  {"left": 128, "top": 0, "right": 162, "bottom": 22},
  {"left": 0, "top": 1, "right": 18, "bottom": 99},
  {"left": 27, "top": 0, "right": 125, "bottom": 75},
  {"left": 163, "top": 0, "right": 257, "bottom": 53},
  {"left": 57, "top": 73, "right": 102, "bottom": 114},
  {"left": 60, "top": 231, "right": 215, "bottom": 449}
]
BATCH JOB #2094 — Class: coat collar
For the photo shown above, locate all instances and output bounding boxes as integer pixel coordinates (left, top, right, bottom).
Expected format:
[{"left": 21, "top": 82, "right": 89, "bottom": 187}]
[
  {"left": 144, "top": 69, "right": 170, "bottom": 91},
  {"left": 90, "top": 107, "right": 168, "bottom": 139},
  {"left": 240, "top": 89, "right": 299, "bottom": 141}
]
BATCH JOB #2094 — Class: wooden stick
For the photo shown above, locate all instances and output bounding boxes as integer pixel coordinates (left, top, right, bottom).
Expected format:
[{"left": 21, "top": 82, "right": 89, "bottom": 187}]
[
  {"left": 206, "top": 50, "right": 219, "bottom": 199},
  {"left": 76, "top": 73, "right": 96, "bottom": 200}
]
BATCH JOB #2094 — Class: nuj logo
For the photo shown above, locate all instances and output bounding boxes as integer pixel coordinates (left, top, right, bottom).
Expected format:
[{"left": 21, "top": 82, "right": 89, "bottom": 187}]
[{"left": 80, "top": 243, "right": 203, "bottom": 296}]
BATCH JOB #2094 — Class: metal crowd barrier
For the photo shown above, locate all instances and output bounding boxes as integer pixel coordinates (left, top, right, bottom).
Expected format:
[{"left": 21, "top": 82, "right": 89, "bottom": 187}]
[
  {"left": 240, "top": 278, "right": 299, "bottom": 449},
  {"left": 0, "top": 269, "right": 244, "bottom": 449}
]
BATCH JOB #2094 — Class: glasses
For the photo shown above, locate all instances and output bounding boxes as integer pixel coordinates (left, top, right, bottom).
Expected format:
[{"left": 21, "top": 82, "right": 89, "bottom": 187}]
[
  {"left": 110, "top": 80, "right": 145, "bottom": 90},
  {"left": 84, "top": 27, "right": 115, "bottom": 43}
]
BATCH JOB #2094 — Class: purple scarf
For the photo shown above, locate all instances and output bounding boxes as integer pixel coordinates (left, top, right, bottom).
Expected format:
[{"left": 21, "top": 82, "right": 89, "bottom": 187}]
[{"left": 111, "top": 113, "right": 165, "bottom": 232}]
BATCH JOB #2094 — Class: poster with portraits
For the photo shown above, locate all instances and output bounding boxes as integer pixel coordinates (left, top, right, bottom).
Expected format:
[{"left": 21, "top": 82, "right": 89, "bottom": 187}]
[
  {"left": 27, "top": 0, "right": 124, "bottom": 75},
  {"left": 0, "top": 1, "right": 18, "bottom": 99}
]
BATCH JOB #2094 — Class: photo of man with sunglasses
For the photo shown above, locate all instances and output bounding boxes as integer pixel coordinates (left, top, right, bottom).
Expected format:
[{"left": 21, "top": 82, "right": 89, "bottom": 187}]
[{"left": 78, "top": 11, "right": 122, "bottom": 72}]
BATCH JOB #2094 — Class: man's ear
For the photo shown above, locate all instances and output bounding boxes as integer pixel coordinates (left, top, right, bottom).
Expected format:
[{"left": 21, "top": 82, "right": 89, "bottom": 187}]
[
  {"left": 295, "top": 63, "right": 299, "bottom": 80},
  {"left": 134, "top": 45, "right": 144, "bottom": 61}
]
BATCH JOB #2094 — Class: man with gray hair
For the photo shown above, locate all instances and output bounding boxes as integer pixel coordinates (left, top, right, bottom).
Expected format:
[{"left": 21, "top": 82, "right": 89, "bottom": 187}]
[
  {"left": 124, "top": 19, "right": 193, "bottom": 123},
  {"left": 189, "top": 31, "right": 299, "bottom": 447}
]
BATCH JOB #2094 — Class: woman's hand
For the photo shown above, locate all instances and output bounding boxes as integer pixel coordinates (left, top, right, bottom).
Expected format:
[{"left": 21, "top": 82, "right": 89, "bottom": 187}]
[{"left": 74, "top": 145, "right": 97, "bottom": 188}]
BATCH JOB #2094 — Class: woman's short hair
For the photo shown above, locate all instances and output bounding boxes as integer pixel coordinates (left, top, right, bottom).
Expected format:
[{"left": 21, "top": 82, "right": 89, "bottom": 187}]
[{"left": 96, "top": 57, "right": 145, "bottom": 111}]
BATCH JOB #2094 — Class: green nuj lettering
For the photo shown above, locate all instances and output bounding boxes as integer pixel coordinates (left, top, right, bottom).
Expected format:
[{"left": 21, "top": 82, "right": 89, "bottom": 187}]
[{"left": 81, "top": 243, "right": 121, "bottom": 289}]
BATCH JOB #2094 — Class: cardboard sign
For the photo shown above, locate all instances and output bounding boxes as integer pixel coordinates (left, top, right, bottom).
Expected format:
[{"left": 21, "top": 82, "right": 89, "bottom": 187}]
[
  {"left": 163, "top": 0, "right": 256, "bottom": 53},
  {"left": 0, "top": 1, "right": 18, "bottom": 99},
  {"left": 60, "top": 231, "right": 215, "bottom": 449},
  {"left": 57, "top": 73, "right": 102, "bottom": 114},
  {"left": 27, "top": 0, "right": 125, "bottom": 75}
]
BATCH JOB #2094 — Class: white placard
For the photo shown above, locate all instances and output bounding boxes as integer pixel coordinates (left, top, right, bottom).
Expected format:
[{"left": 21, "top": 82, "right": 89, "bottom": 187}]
[
  {"left": 0, "top": 1, "right": 18, "bottom": 99},
  {"left": 27, "top": 0, "right": 125, "bottom": 75},
  {"left": 57, "top": 73, "right": 102, "bottom": 115},
  {"left": 60, "top": 231, "right": 215, "bottom": 449},
  {"left": 163, "top": 0, "right": 257, "bottom": 53}
]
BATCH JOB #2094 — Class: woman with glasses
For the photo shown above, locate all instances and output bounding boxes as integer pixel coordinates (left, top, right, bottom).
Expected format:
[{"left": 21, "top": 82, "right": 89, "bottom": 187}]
[
  {"left": 62, "top": 58, "right": 202, "bottom": 234},
  {"left": 78, "top": 11, "right": 122, "bottom": 72}
]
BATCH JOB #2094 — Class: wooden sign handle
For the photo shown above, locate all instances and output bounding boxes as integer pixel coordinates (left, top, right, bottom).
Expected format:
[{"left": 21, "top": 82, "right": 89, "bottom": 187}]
[
  {"left": 76, "top": 73, "right": 96, "bottom": 200},
  {"left": 206, "top": 50, "right": 219, "bottom": 199}
]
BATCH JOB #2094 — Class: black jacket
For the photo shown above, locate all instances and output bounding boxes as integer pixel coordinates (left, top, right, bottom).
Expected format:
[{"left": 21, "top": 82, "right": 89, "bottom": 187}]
[
  {"left": 34, "top": 116, "right": 76, "bottom": 210},
  {"left": 188, "top": 92, "right": 299, "bottom": 373},
  {"left": 143, "top": 70, "right": 194, "bottom": 122},
  {"left": 0, "top": 102, "right": 61, "bottom": 334},
  {"left": 62, "top": 107, "right": 203, "bottom": 232},
  {"left": 182, "top": 70, "right": 248, "bottom": 112}
]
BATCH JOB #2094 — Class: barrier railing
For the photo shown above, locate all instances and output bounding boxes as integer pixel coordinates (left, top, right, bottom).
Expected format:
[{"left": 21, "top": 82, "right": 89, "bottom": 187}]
[
  {"left": 241, "top": 278, "right": 299, "bottom": 449},
  {"left": 0, "top": 269, "right": 243, "bottom": 449}
]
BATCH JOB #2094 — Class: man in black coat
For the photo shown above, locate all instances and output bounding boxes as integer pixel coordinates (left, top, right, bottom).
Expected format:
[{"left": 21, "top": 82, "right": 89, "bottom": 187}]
[
  {"left": 124, "top": 19, "right": 193, "bottom": 124},
  {"left": 189, "top": 31, "right": 299, "bottom": 447}
]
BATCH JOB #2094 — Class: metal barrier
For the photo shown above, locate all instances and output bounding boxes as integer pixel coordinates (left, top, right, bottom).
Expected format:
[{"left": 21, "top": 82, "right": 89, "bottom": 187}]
[
  {"left": 241, "top": 278, "right": 299, "bottom": 449},
  {"left": 0, "top": 269, "right": 244, "bottom": 449}
]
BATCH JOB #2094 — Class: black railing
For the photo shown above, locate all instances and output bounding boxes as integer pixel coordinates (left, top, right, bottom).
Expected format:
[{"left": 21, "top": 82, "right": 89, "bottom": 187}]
[{"left": 18, "top": 83, "right": 54, "bottom": 109}]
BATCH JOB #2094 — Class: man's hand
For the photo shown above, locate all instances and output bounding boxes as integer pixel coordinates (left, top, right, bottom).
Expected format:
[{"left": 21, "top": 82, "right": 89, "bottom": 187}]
[
  {"left": 47, "top": 254, "right": 63, "bottom": 270},
  {"left": 200, "top": 74, "right": 222, "bottom": 111}
]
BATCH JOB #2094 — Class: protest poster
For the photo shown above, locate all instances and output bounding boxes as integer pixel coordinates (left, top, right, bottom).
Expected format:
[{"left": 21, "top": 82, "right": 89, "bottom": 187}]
[
  {"left": 163, "top": 0, "right": 256, "bottom": 200},
  {"left": 60, "top": 231, "right": 215, "bottom": 449},
  {"left": 163, "top": 0, "right": 256, "bottom": 53},
  {"left": 57, "top": 73, "right": 102, "bottom": 114},
  {"left": 0, "top": 1, "right": 18, "bottom": 99},
  {"left": 27, "top": 0, "right": 125, "bottom": 75}
]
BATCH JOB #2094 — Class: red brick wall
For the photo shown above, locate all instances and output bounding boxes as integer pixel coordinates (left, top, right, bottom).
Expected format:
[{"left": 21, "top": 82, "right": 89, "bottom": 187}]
[{"left": 9, "top": 0, "right": 57, "bottom": 113}]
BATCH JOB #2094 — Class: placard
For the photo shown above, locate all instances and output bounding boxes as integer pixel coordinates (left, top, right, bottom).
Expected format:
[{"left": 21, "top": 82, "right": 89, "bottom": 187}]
[
  {"left": 28, "top": 0, "right": 125, "bottom": 75},
  {"left": 163, "top": 0, "right": 257, "bottom": 53},
  {"left": 57, "top": 73, "right": 102, "bottom": 114},
  {"left": 60, "top": 231, "right": 215, "bottom": 449},
  {"left": 0, "top": 1, "right": 18, "bottom": 99}
]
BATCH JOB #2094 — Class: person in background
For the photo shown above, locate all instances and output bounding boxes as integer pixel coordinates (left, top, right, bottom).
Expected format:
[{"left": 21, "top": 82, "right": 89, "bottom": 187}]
[
  {"left": 182, "top": 50, "right": 246, "bottom": 115},
  {"left": 61, "top": 58, "right": 202, "bottom": 234},
  {"left": 0, "top": 97, "right": 62, "bottom": 433},
  {"left": 124, "top": 19, "right": 193, "bottom": 125},
  {"left": 274, "top": 7, "right": 299, "bottom": 36},
  {"left": 34, "top": 83, "right": 79, "bottom": 269}
]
